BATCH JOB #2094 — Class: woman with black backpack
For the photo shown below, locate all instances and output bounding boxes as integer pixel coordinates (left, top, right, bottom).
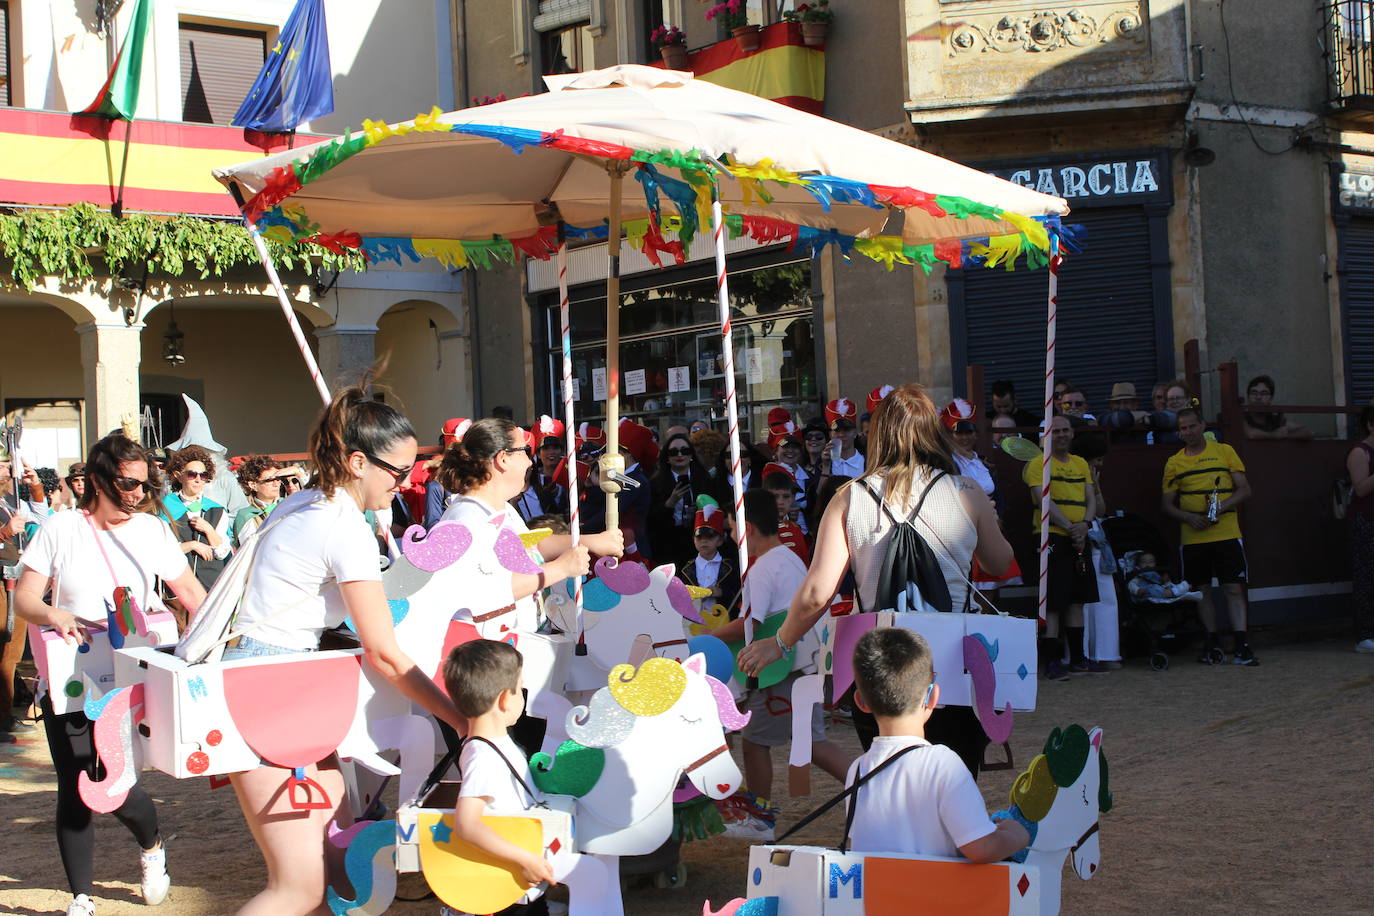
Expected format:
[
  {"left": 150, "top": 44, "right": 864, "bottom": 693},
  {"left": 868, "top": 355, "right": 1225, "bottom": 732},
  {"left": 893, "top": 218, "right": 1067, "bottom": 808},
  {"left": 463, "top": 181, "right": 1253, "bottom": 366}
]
[{"left": 739, "top": 383, "right": 1013, "bottom": 777}]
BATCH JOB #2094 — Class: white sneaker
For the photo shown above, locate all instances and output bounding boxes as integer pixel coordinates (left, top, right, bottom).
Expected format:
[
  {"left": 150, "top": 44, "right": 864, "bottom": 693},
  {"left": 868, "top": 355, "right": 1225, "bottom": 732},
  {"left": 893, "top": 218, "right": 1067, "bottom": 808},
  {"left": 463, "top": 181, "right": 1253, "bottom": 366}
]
[
  {"left": 1356, "top": 638, "right": 1374, "bottom": 654},
  {"left": 66, "top": 894, "right": 96, "bottom": 916},
  {"left": 140, "top": 845, "right": 170, "bottom": 906},
  {"left": 720, "top": 813, "right": 776, "bottom": 841}
]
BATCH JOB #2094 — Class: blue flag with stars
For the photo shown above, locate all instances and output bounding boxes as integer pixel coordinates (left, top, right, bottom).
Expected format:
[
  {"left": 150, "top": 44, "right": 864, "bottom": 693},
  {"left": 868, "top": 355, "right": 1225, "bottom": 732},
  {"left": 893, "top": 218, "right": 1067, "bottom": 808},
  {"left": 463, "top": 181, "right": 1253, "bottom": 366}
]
[{"left": 232, "top": 0, "right": 333, "bottom": 132}]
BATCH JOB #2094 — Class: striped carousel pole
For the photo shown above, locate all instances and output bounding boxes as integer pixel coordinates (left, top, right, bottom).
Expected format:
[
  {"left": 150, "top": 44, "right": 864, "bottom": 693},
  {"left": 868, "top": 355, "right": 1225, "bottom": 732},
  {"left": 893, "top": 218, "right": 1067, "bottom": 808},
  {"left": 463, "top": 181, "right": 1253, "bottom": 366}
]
[
  {"left": 556, "top": 228, "right": 585, "bottom": 646},
  {"left": 710, "top": 184, "right": 751, "bottom": 635},
  {"left": 1037, "top": 231, "right": 1063, "bottom": 624}
]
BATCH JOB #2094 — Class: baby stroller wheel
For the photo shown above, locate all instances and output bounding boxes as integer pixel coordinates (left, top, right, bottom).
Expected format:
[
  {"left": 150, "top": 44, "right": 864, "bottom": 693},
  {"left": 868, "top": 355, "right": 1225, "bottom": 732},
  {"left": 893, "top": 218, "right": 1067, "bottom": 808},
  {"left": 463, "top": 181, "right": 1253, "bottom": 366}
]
[
  {"left": 1150, "top": 651, "right": 1169, "bottom": 671},
  {"left": 1207, "top": 647, "right": 1226, "bottom": 665},
  {"left": 653, "top": 862, "right": 688, "bottom": 889}
]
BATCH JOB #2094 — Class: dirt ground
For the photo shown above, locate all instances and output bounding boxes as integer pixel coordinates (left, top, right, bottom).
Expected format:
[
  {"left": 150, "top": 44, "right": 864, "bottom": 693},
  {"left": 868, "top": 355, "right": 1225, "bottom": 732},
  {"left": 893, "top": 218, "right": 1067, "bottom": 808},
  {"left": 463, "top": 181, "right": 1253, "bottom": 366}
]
[{"left": 3, "top": 633, "right": 1372, "bottom": 915}]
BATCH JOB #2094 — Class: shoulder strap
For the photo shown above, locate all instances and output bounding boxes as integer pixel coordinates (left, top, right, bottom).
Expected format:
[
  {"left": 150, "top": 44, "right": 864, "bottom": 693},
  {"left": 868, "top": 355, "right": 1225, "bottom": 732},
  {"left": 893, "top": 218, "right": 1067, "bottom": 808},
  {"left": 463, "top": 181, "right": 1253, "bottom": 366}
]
[
  {"left": 464, "top": 735, "right": 538, "bottom": 807},
  {"left": 84, "top": 510, "right": 125, "bottom": 590},
  {"left": 863, "top": 474, "right": 947, "bottom": 528},
  {"left": 774, "top": 743, "right": 927, "bottom": 849}
]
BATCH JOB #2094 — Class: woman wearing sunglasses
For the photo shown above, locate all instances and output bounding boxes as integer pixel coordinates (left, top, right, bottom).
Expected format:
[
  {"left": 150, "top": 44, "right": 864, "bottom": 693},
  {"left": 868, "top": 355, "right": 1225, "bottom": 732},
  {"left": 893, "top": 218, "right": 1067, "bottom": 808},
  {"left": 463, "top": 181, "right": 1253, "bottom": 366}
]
[
  {"left": 650, "top": 433, "right": 724, "bottom": 570},
  {"left": 221, "top": 380, "right": 465, "bottom": 916},
  {"left": 14, "top": 432, "right": 207, "bottom": 916},
  {"left": 159, "top": 445, "right": 231, "bottom": 589}
]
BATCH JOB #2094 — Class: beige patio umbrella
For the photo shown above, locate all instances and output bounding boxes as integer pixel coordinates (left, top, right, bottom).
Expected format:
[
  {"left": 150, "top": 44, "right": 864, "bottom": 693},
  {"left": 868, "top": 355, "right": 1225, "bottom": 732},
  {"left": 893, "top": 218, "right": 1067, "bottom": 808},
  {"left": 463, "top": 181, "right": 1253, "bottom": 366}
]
[{"left": 214, "top": 64, "right": 1070, "bottom": 636}]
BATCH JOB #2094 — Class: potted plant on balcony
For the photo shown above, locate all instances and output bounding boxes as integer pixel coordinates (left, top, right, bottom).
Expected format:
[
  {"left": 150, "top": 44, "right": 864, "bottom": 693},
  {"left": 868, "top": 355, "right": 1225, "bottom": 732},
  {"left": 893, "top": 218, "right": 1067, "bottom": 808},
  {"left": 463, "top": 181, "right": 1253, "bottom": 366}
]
[
  {"left": 783, "top": 0, "right": 834, "bottom": 47},
  {"left": 651, "top": 24, "right": 690, "bottom": 70},
  {"left": 706, "top": 0, "right": 761, "bottom": 53}
]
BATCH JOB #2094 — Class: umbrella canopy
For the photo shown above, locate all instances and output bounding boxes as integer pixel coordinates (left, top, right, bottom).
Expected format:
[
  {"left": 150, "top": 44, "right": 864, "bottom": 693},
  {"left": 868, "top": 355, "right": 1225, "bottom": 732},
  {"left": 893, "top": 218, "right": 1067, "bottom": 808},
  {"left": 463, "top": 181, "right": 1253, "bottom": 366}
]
[{"left": 213, "top": 65, "right": 1068, "bottom": 261}]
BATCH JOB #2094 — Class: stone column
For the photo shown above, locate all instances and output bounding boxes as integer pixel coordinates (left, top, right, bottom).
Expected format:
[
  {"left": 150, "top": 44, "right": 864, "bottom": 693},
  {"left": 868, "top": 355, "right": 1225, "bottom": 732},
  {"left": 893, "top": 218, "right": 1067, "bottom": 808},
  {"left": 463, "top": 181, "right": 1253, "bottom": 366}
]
[
  {"left": 314, "top": 325, "right": 378, "bottom": 392},
  {"left": 77, "top": 322, "right": 143, "bottom": 446}
]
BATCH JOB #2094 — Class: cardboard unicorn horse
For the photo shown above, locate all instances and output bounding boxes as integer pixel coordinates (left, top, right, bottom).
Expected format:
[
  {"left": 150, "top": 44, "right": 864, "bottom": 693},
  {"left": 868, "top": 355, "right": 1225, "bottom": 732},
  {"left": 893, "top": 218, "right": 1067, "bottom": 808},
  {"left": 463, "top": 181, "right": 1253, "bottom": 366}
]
[
  {"left": 709, "top": 724, "right": 1111, "bottom": 916},
  {"left": 75, "top": 517, "right": 563, "bottom": 815},
  {"left": 329, "top": 654, "right": 747, "bottom": 916}
]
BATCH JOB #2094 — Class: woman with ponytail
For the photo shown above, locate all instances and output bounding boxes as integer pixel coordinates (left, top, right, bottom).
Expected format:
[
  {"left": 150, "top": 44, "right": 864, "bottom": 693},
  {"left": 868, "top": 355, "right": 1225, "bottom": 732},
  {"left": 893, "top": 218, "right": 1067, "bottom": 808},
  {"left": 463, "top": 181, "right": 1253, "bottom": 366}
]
[
  {"left": 224, "top": 381, "right": 464, "bottom": 916},
  {"left": 438, "top": 418, "right": 623, "bottom": 635}
]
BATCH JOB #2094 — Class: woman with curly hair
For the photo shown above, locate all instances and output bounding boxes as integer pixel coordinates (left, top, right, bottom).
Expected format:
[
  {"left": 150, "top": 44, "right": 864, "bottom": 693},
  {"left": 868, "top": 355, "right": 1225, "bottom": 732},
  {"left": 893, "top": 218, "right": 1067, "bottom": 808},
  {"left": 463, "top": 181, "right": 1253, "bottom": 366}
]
[
  {"left": 230, "top": 455, "right": 290, "bottom": 549},
  {"left": 159, "top": 444, "right": 231, "bottom": 588}
]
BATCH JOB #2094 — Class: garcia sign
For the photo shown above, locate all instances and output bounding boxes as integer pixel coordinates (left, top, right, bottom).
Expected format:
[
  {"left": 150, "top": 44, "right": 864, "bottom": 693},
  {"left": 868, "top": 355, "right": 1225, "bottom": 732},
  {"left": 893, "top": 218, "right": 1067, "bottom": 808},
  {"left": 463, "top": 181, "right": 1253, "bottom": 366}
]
[
  {"left": 986, "top": 152, "right": 1172, "bottom": 208},
  {"left": 1335, "top": 168, "right": 1374, "bottom": 212}
]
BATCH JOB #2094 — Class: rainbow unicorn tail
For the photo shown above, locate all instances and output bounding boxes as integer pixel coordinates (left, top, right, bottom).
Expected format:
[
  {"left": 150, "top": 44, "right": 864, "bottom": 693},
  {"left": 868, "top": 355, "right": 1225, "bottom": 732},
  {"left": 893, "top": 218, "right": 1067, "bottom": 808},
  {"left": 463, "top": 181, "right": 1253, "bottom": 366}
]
[
  {"left": 325, "top": 819, "right": 397, "bottom": 916},
  {"left": 105, "top": 587, "right": 149, "bottom": 650}
]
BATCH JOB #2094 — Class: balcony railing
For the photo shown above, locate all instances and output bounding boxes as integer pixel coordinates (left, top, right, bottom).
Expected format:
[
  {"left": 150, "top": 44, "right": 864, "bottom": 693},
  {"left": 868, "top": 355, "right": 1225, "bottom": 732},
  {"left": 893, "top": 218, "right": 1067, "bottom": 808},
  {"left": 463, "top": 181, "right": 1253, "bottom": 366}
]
[{"left": 1325, "top": 0, "right": 1374, "bottom": 116}]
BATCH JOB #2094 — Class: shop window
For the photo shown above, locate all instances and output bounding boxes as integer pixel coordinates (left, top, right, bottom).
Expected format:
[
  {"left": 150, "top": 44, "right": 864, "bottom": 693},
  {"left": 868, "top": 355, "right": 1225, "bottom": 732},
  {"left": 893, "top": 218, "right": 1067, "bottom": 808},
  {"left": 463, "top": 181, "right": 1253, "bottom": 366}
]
[
  {"left": 179, "top": 21, "right": 268, "bottom": 125},
  {"left": 544, "top": 260, "right": 820, "bottom": 440},
  {"left": 0, "top": 1, "right": 11, "bottom": 108},
  {"left": 540, "top": 21, "right": 595, "bottom": 75}
]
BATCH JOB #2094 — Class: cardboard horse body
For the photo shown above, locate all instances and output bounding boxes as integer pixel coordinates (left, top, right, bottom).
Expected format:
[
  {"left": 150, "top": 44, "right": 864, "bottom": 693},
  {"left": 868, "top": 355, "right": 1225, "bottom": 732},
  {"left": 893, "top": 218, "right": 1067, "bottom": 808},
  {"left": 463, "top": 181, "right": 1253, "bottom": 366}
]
[{"left": 708, "top": 724, "right": 1110, "bottom": 916}]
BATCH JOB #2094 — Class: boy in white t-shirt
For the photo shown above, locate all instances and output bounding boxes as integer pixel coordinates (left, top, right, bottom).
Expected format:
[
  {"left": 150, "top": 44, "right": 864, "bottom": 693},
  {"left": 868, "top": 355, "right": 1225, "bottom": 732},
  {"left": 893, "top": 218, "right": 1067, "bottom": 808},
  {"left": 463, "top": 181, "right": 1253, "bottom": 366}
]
[
  {"left": 845, "top": 627, "right": 1029, "bottom": 861},
  {"left": 441, "top": 639, "right": 556, "bottom": 916},
  {"left": 713, "top": 491, "right": 848, "bottom": 840}
]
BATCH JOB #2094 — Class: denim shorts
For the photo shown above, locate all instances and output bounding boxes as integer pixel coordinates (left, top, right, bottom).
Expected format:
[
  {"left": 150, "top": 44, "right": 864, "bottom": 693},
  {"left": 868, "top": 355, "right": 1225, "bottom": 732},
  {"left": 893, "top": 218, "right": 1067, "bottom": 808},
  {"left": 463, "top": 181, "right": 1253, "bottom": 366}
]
[{"left": 221, "top": 634, "right": 314, "bottom": 661}]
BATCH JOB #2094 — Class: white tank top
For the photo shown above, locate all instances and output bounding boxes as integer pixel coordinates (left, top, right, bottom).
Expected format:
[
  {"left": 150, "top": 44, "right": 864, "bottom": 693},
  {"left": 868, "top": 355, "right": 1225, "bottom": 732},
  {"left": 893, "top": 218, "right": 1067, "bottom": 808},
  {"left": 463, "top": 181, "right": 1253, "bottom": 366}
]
[{"left": 844, "top": 470, "right": 978, "bottom": 613}]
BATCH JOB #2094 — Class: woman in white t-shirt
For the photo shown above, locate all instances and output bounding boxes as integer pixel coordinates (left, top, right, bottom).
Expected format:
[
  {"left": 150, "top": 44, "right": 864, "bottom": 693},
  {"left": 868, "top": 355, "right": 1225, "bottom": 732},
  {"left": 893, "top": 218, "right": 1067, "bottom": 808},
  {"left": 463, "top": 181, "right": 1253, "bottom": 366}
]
[
  {"left": 437, "top": 418, "right": 622, "bottom": 634},
  {"left": 15, "top": 432, "right": 207, "bottom": 916},
  {"left": 223, "top": 382, "right": 465, "bottom": 916},
  {"left": 739, "top": 384, "right": 1014, "bottom": 777}
]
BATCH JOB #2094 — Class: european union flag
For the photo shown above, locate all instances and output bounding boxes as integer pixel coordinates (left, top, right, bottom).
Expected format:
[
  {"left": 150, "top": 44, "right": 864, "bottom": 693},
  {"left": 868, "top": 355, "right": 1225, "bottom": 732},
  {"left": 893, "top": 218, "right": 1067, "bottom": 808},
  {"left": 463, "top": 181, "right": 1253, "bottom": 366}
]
[{"left": 232, "top": 0, "right": 334, "bottom": 133}]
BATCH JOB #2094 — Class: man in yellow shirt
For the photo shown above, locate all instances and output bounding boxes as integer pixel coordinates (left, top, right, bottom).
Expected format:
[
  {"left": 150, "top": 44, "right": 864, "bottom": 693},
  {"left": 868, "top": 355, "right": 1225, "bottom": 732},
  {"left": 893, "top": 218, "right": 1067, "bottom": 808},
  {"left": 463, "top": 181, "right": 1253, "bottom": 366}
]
[
  {"left": 1161, "top": 408, "right": 1256, "bottom": 666},
  {"left": 1023, "top": 416, "right": 1099, "bottom": 679}
]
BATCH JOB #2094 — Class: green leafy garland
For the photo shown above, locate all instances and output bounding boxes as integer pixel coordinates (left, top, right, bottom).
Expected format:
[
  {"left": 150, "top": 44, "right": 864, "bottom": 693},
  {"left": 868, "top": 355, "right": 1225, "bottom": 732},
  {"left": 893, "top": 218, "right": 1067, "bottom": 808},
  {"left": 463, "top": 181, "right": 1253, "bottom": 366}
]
[{"left": 0, "top": 202, "right": 365, "bottom": 290}]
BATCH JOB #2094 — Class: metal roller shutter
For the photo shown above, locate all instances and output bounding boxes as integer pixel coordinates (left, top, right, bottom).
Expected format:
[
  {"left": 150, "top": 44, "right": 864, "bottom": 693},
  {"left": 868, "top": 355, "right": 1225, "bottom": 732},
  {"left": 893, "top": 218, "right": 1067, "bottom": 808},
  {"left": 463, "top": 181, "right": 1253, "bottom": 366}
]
[
  {"left": 1, "top": 2, "right": 10, "bottom": 108},
  {"left": 179, "top": 23, "right": 267, "bottom": 125},
  {"left": 953, "top": 207, "right": 1160, "bottom": 415},
  {"left": 1341, "top": 217, "right": 1374, "bottom": 403}
]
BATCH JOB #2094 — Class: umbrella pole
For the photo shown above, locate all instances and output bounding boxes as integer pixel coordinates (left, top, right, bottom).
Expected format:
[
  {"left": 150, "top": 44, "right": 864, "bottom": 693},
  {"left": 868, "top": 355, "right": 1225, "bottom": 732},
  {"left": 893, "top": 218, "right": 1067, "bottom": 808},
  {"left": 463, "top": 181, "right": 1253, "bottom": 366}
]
[
  {"left": 600, "top": 165, "right": 628, "bottom": 534},
  {"left": 1037, "top": 232, "right": 1062, "bottom": 626},
  {"left": 237, "top": 207, "right": 331, "bottom": 406},
  {"left": 710, "top": 186, "right": 751, "bottom": 636},
  {"left": 556, "top": 226, "right": 584, "bottom": 646}
]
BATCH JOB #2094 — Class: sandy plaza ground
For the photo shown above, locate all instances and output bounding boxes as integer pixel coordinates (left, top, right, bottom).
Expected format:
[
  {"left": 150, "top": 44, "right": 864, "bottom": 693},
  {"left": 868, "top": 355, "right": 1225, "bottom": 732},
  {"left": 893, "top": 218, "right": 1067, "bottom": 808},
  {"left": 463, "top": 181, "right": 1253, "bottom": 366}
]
[{"left": 2, "top": 631, "right": 1371, "bottom": 915}]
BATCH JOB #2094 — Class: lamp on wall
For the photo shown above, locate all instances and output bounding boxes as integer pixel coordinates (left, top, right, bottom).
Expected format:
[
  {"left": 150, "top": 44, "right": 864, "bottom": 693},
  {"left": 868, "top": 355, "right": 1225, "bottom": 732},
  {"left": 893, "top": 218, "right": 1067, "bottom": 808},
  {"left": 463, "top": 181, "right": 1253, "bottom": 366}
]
[{"left": 163, "top": 301, "right": 186, "bottom": 366}]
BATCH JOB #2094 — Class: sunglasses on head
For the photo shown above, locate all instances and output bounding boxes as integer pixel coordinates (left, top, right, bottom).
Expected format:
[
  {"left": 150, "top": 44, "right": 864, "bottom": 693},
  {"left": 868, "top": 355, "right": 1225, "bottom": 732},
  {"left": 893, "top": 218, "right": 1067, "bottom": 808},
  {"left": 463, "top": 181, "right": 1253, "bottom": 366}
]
[
  {"left": 666, "top": 447, "right": 693, "bottom": 457},
  {"left": 112, "top": 476, "right": 152, "bottom": 493}
]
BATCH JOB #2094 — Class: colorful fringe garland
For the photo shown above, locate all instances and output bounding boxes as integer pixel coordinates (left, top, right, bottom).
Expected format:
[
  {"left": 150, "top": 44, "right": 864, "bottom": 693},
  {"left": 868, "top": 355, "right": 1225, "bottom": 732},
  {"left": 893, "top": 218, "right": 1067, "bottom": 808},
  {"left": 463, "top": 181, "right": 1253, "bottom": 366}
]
[{"left": 241, "top": 106, "right": 1074, "bottom": 274}]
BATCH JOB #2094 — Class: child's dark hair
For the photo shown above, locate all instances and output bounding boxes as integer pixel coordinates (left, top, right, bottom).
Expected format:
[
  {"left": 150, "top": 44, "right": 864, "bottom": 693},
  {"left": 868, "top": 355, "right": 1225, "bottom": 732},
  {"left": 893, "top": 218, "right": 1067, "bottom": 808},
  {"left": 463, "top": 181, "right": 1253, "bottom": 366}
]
[
  {"left": 81, "top": 432, "right": 164, "bottom": 513},
  {"left": 308, "top": 371, "right": 417, "bottom": 498},
  {"left": 437, "top": 418, "right": 520, "bottom": 494},
  {"left": 762, "top": 471, "right": 796, "bottom": 494},
  {"left": 527, "top": 513, "right": 570, "bottom": 534},
  {"left": 743, "top": 488, "right": 779, "bottom": 536},
  {"left": 443, "top": 639, "right": 523, "bottom": 719},
  {"left": 853, "top": 627, "right": 933, "bottom": 718}
]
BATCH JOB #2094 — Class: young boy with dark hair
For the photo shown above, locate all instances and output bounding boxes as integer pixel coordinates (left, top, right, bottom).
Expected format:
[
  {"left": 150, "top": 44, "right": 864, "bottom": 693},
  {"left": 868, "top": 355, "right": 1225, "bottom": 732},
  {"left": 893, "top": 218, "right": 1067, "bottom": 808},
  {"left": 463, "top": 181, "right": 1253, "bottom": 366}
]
[
  {"left": 846, "top": 627, "right": 1029, "bottom": 861},
  {"left": 713, "top": 489, "right": 846, "bottom": 840},
  {"left": 441, "top": 639, "right": 556, "bottom": 915},
  {"left": 761, "top": 464, "right": 812, "bottom": 565}
]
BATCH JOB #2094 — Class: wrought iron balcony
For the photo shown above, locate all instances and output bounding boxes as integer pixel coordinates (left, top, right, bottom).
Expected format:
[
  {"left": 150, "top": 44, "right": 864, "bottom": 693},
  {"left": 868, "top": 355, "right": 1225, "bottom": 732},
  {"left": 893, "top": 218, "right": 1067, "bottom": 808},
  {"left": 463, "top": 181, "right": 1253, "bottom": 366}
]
[{"left": 1325, "top": 0, "right": 1374, "bottom": 121}]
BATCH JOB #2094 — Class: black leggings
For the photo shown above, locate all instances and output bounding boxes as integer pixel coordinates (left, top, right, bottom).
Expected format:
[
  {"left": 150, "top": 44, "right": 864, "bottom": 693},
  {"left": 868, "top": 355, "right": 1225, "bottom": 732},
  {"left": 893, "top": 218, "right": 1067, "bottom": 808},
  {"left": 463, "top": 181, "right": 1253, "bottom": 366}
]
[{"left": 40, "top": 695, "right": 160, "bottom": 896}]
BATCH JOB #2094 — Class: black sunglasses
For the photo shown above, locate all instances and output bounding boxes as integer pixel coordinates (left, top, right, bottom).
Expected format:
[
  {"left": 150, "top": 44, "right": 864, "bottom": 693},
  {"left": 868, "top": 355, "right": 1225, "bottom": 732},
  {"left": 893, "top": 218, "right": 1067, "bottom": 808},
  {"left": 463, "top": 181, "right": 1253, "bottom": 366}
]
[
  {"left": 365, "top": 453, "right": 413, "bottom": 483},
  {"left": 504, "top": 446, "right": 533, "bottom": 460},
  {"left": 666, "top": 447, "right": 693, "bottom": 457},
  {"left": 952, "top": 420, "right": 976, "bottom": 434},
  {"left": 112, "top": 475, "right": 152, "bottom": 493},
  {"left": 804, "top": 433, "right": 826, "bottom": 441}
]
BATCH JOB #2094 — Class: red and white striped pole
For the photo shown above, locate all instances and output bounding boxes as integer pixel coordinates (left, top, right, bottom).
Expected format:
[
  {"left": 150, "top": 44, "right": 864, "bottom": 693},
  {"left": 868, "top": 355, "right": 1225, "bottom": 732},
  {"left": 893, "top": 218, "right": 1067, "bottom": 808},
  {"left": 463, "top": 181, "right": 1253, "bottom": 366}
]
[
  {"left": 710, "top": 185, "right": 751, "bottom": 634},
  {"left": 556, "top": 231, "right": 584, "bottom": 643},
  {"left": 1037, "top": 231, "right": 1062, "bottom": 624},
  {"left": 241, "top": 215, "right": 331, "bottom": 406}
]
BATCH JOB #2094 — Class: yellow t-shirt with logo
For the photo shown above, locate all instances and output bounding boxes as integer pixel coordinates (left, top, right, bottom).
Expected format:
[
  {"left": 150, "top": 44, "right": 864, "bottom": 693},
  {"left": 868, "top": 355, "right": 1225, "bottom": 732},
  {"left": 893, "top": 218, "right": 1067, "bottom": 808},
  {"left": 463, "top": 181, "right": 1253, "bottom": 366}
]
[
  {"left": 1023, "top": 453, "right": 1091, "bottom": 536},
  {"left": 1162, "top": 441, "right": 1246, "bottom": 545}
]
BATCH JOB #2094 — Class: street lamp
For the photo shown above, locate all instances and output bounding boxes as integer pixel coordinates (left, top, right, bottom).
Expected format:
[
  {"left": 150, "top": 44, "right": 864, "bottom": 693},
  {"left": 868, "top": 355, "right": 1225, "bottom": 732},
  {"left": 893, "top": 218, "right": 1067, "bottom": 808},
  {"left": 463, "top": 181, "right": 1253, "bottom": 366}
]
[{"left": 163, "top": 302, "right": 185, "bottom": 366}]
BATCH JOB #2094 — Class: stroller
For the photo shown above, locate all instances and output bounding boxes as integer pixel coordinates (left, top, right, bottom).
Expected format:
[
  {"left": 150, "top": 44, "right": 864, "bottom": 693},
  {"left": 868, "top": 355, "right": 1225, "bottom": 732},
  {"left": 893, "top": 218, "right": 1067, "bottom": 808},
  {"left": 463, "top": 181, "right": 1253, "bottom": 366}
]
[{"left": 1099, "top": 513, "right": 1210, "bottom": 670}]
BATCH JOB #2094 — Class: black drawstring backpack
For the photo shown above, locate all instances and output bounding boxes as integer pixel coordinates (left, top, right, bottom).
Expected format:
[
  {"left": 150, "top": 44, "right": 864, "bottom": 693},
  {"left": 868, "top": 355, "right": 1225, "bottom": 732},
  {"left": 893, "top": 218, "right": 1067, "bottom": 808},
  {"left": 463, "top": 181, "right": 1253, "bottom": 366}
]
[{"left": 861, "top": 474, "right": 957, "bottom": 615}]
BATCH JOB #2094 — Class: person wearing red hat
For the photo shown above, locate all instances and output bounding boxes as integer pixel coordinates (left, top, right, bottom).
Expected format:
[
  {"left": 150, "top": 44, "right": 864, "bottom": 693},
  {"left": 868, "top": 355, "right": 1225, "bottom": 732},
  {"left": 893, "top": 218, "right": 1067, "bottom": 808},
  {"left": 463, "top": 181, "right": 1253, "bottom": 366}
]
[
  {"left": 575, "top": 422, "right": 605, "bottom": 455},
  {"left": 650, "top": 432, "right": 726, "bottom": 570},
  {"left": 866, "top": 385, "right": 895, "bottom": 414},
  {"left": 676, "top": 502, "right": 741, "bottom": 621},
  {"left": 582, "top": 419, "right": 656, "bottom": 558},
  {"left": 768, "top": 422, "right": 812, "bottom": 519},
  {"left": 822, "top": 397, "right": 865, "bottom": 480},
  {"left": 514, "top": 415, "right": 568, "bottom": 523}
]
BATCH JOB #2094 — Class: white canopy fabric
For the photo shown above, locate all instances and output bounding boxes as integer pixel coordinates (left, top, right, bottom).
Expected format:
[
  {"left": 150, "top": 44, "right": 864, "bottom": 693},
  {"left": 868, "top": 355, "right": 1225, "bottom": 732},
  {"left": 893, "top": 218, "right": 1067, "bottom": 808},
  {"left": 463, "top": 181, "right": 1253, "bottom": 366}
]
[{"left": 213, "top": 64, "right": 1068, "bottom": 247}]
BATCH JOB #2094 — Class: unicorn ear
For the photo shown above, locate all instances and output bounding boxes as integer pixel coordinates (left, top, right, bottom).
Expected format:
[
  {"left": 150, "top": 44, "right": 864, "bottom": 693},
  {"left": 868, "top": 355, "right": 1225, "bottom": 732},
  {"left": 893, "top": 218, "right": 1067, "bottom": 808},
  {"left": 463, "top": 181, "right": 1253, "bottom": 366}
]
[
  {"left": 650, "top": 563, "right": 674, "bottom": 582},
  {"left": 683, "top": 653, "right": 706, "bottom": 676}
]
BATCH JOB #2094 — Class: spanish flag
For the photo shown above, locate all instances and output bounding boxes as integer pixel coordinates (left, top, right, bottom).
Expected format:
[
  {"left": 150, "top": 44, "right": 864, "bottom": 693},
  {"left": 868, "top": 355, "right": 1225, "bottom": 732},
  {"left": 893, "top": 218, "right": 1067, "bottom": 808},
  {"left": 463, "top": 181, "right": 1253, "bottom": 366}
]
[{"left": 665, "top": 22, "right": 825, "bottom": 115}]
